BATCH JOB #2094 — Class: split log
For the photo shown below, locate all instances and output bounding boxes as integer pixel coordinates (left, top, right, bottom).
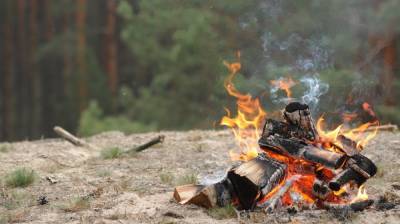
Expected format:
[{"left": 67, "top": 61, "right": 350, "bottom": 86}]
[
  {"left": 259, "top": 135, "right": 347, "bottom": 169},
  {"left": 228, "top": 154, "right": 287, "bottom": 210},
  {"left": 328, "top": 154, "right": 377, "bottom": 191},
  {"left": 53, "top": 126, "right": 98, "bottom": 150},
  {"left": 174, "top": 153, "right": 287, "bottom": 210}
]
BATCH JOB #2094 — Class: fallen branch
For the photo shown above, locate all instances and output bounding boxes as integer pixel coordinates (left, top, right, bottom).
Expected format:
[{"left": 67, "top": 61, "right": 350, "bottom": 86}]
[
  {"left": 124, "top": 135, "right": 165, "bottom": 154},
  {"left": 53, "top": 126, "right": 99, "bottom": 150},
  {"left": 323, "top": 199, "right": 374, "bottom": 212},
  {"left": 353, "top": 124, "right": 398, "bottom": 133}
]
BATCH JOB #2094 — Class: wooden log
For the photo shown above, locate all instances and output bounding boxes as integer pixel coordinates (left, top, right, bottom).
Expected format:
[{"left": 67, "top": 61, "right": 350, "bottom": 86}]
[
  {"left": 124, "top": 135, "right": 165, "bottom": 154},
  {"left": 323, "top": 199, "right": 374, "bottom": 212},
  {"left": 53, "top": 126, "right": 98, "bottom": 150}
]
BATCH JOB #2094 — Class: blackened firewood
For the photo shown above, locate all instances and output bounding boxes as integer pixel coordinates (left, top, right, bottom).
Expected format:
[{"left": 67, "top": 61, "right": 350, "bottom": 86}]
[
  {"left": 282, "top": 102, "right": 318, "bottom": 141},
  {"left": 261, "top": 119, "right": 315, "bottom": 142},
  {"left": 312, "top": 179, "right": 330, "bottom": 199},
  {"left": 336, "top": 134, "right": 360, "bottom": 156},
  {"left": 259, "top": 135, "right": 347, "bottom": 169},
  {"left": 329, "top": 154, "right": 377, "bottom": 191},
  {"left": 228, "top": 153, "right": 287, "bottom": 210}
]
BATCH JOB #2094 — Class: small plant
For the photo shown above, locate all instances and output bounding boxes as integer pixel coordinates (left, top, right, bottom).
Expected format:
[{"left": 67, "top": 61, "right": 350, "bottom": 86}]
[
  {"left": 160, "top": 172, "right": 174, "bottom": 185},
  {"left": 101, "top": 147, "right": 123, "bottom": 159},
  {"left": 61, "top": 197, "right": 90, "bottom": 212},
  {"left": 176, "top": 173, "right": 198, "bottom": 185},
  {"left": 207, "top": 204, "right": 236, "bottom": 220},
  {"left": 5, "top": 168, "right": 36, "bottom": 188},
  {"left": 0, "top": 143, "right": 12, "bottom": 153}
]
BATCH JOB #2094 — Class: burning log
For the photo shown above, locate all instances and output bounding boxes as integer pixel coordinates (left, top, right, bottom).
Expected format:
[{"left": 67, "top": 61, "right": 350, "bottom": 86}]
[
  {"left": 328, "top": 154, "right": 377, "bottom": 191},
  {"left": 259, "top": 135, "right": 347, "bottom": 169},
  {"left": 228, "top": 154, "right": 287, "bottom": 210},
  {"left": 174, "top": 153, "right": 287, "bottom": 210},
  {"left": 175, "top": 101, "right": 379, "bottom": 213}
]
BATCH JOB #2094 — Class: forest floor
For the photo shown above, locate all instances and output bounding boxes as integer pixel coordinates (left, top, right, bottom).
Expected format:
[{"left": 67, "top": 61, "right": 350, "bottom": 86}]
[{"left": 0, "top": 130, "right": 399, "bottom": 224}]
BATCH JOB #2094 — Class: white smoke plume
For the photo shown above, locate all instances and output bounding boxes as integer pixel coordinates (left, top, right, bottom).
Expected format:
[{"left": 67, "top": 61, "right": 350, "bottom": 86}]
[{"left": 300, "top": 75, "right": 329, "bottom": 111}]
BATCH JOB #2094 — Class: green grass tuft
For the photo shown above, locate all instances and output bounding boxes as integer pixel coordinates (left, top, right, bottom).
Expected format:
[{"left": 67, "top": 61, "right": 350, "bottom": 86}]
[
  {"left": 160, "top": 172, "right": 174, "bottom": 185},
  {"left": 0, "top": 143, "right": 12, "bottom": 153},
  {"left": 207, "top": 204, "right": 236, "bottom": 220},
  {"left": 5, "top": 168, "right": 36, "bottom": 188},
  {"left": 101, "top": 147, "right": 123, "bottom": 159}
]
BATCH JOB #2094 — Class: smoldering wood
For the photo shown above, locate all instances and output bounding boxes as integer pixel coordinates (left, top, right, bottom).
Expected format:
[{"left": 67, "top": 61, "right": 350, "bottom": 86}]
[
  {"left": 282, "top": 102, "right": 318, "bottom": 141},
  {"left": 312, "top": 179, "right": 330, "bottom": 199},
  {"left": 174, "top": 154, "right": 287, "bottom": 210},
  {"left": 228, "top": 154, "right": 287, "bottom": 210},
  {"left": 336, "top": 134, "right": 359, "bottom": 156},
  {"left": 259, "top": 175, "right": 300, "bottom": 212},
  {"left": 259, "top": 135, "right": 347, "bottom": 169},
  {"left": 124, "top": 135, "right": 165, "bottom": 154},
  {"left": 53, "top": 126, "right": 98, "bottom": 150}
]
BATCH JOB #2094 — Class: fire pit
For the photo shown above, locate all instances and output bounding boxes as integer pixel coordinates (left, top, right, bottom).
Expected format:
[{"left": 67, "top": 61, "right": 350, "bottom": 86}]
[{"left": 174, "top": 59, "right": 380, "bottom": 213}]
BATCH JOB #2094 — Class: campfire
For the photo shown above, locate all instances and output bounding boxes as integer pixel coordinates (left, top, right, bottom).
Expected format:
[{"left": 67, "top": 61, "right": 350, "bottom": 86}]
[{"left": 174, "top": 58, "right": 380, "bottom": 213}]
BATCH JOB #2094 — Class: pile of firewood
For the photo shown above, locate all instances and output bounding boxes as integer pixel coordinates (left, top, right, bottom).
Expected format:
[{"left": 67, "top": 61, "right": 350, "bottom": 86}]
[{"left": 174, "top": 102, "right": 377, "bottom": 212}]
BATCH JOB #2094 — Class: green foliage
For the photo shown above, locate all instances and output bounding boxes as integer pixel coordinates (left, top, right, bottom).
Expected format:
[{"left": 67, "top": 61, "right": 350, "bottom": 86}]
[
  {"left": 160, "top": 172, "right": 174, "bottom": 185},
  {"left": 0, "top": 143, "right": 12, "bottom": 153},
  {"left": 5, "top": 168, "right": 36, "bottom": 188},
  {"left": 207, "top": 204, "right": 236, "bottom": 220},
  {"left": 101, "top": 147, "right": 123, "bottom": 159},
  {"left": 78, "top": 101, "right": 156, "bottom": 136}
]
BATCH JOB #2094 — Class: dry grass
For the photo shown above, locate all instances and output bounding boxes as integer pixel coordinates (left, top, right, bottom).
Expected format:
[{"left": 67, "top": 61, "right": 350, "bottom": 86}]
[
  {"left": 0, "top": 143, "right": 12, "bottom": 153},
  {"left": 61, "top": 197, "right": 90, "bottom": 212},
  {"left": 207, "top": 204, "right": 236, "bottom": 220}
]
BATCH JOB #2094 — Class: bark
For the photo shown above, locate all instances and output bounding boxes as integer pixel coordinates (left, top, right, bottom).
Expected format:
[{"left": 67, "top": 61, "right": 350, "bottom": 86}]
[
  {"left": 1, "top": 1, "right": 15, "bottom": 140},
  {"left": 29, "top": 0, "right": 41, "bottom": 138},
  {"left": 76, "top": 0, "right": 88, "bottom": 112},
  {"left": 105, "top": 0, "right": 118, "bottom": 108},
  {"left": 17, "top": 0, "right": 28, "bottom": 139},
  {"left": 382, "top": 36, "right": 396, "bottom": 105}
]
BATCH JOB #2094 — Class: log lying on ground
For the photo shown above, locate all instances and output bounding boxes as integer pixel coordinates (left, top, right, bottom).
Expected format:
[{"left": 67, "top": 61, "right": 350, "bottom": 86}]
[
  {"left": 323, "top": 199, "right": 374, "bottom": 212},
  {"left": 53, "top": 126, "right": 99, "bottom": 150},
  {"left": 54, "top": 126, "right": 165, "bottom": 154},
  {"left": 174, "top": 153, "right": 287, "bottom": 210},
  {"left": 124, "top": 135, "right": 165, "bottom": 154}
]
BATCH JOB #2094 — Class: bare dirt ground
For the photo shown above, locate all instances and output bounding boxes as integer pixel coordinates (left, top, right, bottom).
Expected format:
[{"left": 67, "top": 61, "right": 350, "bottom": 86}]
[{"left": 0, "top": 130, "right": 399, "bottom": 224}]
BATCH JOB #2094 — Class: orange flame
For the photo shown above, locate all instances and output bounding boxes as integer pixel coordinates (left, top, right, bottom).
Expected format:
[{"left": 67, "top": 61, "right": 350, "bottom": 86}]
[
  {"left": 351, "top": 185, "right": 368, "bottom": 203},
  {"left": 270, "top": 77, "right": 296, "bottom": 98},
  {"left": 220, "top": 53, "right": 266, "bottom": 161}
]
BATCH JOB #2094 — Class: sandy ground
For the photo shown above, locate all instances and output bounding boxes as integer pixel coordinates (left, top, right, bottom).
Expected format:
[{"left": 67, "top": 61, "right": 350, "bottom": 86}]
[{"left": 0, "top": 130, "right": 399, "bottom": 224}]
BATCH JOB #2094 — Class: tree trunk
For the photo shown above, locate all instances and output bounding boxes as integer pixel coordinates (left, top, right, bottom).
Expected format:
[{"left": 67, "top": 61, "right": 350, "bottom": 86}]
[
  {"left": 1, "top": 1, "right": 15, "bottom": 140},
  {"left": 76, "top": 0, "right": 88, "bottom": 112},
  {"left": 29, "top": 0, "right": 41, "bottom": 138},
  {"left": 382, "top": 35, "right": 396, "bottom": 105},
  {"left": 105, "top": 0, "right": 119, "bottom": 109}
]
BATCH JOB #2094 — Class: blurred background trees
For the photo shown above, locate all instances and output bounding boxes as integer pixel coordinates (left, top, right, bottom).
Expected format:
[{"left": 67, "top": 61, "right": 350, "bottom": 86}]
[{"left": 0, "top": 0, "right": 399, "bottom": 141}]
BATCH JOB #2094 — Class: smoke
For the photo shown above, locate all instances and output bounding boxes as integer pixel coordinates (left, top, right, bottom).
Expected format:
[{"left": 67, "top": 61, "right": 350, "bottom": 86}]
[
  {"left": 269, "top": 75, "right": 329, "bottom": 112},
  {"left": 300, "top": 75, "right": 329, "bottom": 111}
]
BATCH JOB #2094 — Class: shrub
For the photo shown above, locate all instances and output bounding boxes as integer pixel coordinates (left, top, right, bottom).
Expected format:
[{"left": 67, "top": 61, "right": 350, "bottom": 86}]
[
  {"left": 5, "top": 168, "right": 35, "bottom": 188},
  {"left": 101, "top": 147, "right": 123, "bottom": 159}
]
